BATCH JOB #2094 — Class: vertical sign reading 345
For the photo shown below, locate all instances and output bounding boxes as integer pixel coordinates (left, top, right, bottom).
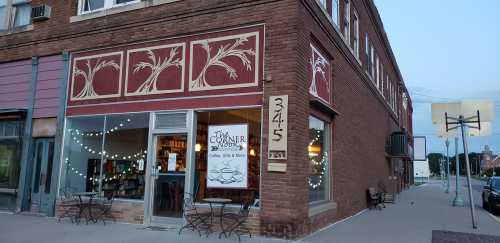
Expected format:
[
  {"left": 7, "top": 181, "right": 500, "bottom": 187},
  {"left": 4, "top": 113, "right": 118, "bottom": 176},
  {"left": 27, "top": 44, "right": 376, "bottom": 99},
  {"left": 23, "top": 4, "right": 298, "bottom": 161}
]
[{"left": 268, "top": 95, "right": 288, "bottom": 160}]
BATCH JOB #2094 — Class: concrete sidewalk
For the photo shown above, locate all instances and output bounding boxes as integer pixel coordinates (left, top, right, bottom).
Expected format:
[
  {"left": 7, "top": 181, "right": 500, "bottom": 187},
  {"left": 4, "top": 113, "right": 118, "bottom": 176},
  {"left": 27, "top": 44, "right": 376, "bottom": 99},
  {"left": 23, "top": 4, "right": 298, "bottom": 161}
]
[
  {"left": 0, "top": 212, "right": 287, "bottom": 243},
  {"left": 301, "top": 178, "right": 500, "bottom": 243},
  {"left": 1, "top": 178, "right": 499, "bottom": 243}
]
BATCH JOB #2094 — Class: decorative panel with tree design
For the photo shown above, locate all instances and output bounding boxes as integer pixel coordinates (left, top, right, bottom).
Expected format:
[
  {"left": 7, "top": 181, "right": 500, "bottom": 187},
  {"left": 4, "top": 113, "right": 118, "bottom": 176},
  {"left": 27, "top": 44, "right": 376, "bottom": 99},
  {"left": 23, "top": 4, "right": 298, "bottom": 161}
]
[
  {"left": 308, "top": 44, "right": 331, "bottom": 104},
  {"left": 189, "top": 32, "right": 259, "bottom": 91},
  {"left": 67, "top": 25, "right": 264, "bottom": 116},
  {"left": 70, "top": 52, "right": 123, "bottom": 101}
]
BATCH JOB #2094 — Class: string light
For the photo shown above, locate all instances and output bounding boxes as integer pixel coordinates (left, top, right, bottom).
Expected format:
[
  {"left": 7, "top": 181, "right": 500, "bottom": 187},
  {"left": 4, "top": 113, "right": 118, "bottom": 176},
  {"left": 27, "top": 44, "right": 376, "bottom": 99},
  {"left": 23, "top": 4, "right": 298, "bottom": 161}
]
[
  {"left": 308, "top": 152, "right": 328, "bottom": 189},
  {"left": 64, "top": 157, "right": 142, "bottom": 183},
  {"left": 68, "top": 118, "right": 133, "bottom": 137}
]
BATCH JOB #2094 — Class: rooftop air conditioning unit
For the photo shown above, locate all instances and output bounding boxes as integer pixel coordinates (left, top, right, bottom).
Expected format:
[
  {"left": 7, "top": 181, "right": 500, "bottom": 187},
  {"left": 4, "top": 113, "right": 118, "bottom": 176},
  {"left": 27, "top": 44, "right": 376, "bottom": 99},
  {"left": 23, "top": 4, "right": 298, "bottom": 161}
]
[{"left": 31, "top": 5, "right": 52, "bottom": 22}]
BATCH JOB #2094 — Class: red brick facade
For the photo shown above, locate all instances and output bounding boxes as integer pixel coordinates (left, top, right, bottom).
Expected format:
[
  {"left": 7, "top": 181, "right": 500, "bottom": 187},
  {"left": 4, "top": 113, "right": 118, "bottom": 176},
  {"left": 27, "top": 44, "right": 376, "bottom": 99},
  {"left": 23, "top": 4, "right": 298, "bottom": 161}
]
[{"left": 0, "top": 0, "right": 413, "bottom": 239}]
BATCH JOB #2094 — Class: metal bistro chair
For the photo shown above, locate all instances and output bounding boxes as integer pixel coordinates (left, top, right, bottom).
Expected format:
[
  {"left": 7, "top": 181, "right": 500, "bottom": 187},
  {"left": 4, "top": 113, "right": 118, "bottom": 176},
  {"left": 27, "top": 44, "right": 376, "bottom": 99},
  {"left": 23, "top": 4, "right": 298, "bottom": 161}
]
[
  {"left": 178, "top": 194, "right": 212, "bottom": 237},
  {"left": 367, "top": 187, "right": 385, "bottom": 210},
  {"left": 222, "top": 200, "right": 254, "bottom": 241},
  {"left": 57, "top": 187, "right": 80, "bottom": 223},
  {"left": 95, "top": 187, "right": 117, "bottom": 225}
]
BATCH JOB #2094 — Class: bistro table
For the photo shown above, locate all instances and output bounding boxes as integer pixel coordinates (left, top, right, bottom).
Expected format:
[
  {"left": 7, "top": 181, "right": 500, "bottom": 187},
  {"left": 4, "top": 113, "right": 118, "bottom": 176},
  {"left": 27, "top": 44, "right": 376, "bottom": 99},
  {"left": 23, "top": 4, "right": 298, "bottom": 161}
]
[
  {"left": 202, "top": 198, "right": 232, "bottom": 238},
  {"left": 71, "top": 192, "right": 99, "bottom": 224}
]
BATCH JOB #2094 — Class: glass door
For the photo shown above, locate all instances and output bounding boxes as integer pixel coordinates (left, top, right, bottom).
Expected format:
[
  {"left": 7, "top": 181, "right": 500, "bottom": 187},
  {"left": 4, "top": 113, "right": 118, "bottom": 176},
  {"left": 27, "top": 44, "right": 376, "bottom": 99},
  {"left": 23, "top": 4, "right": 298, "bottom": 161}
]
[
  {"left": 151, "top": 134, "right": 187, "bottom": 220},
  {"left": 30, "top": 138, "right": 55, "bottom": 215}
]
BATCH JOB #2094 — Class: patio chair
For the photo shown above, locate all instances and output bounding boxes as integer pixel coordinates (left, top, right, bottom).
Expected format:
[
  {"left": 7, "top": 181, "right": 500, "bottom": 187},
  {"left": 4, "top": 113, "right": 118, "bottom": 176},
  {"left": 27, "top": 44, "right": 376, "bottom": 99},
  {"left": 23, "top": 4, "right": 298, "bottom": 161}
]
[
  {"left": 178, "top": 194, "right": 212, "bottom": 237},
  {"left": 222, "top": 200, "right": 254, "bottom": 241},
  {"left": 57, "top": 187, "right": 80, "bottom": 223},
  {"left": 94, "top": 187, "right": 117, "bottom": 225},
  {"left": 378, "top": 181, "right": 395, "bottom": 203},
  {"left": 367, "top": 187, "right": 385, "bottom": 210}
]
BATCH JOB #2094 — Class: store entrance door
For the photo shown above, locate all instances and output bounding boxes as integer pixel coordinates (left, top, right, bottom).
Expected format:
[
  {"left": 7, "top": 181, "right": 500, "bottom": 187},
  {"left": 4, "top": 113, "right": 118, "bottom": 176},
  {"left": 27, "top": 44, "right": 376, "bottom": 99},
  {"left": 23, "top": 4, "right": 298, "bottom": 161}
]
[
  {"left": 30, "top": 138, "right": 55, "bottom": 215},
  {"left": 150, "top": 134, "right": 187, "bottom": 223}
]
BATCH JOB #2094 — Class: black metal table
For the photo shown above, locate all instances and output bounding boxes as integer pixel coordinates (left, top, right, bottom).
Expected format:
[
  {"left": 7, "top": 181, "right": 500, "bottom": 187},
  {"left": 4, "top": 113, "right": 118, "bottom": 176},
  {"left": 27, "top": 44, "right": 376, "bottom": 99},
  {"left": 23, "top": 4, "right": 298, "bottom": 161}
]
[
  {"left": 72, "top": 192, "right": 99, "bottom": 224},
  {"left": 202, "top": 198, "right": 232, "bottom": 238}
]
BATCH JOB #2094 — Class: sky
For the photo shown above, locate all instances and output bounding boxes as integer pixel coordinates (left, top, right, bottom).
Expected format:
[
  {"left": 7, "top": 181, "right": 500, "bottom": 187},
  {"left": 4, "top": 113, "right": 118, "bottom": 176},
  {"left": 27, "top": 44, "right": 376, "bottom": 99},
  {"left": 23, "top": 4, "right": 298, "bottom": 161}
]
[{"left": 374, "top": 0, "right": 500, "bottom": 155}]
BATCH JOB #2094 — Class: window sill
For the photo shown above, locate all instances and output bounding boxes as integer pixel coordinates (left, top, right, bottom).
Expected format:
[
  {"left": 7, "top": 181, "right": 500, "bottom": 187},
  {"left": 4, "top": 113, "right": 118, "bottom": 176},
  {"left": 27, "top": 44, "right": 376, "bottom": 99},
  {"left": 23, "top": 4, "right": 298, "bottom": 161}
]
[
  {"left": 0, "top": 24, "right": 34, "bottom": 36},
  {"left": 309, "top": 201, "right": 337, "bottom": 217},
  {"left": 70, "top": 0, "right": 179, "bottom": 23}
]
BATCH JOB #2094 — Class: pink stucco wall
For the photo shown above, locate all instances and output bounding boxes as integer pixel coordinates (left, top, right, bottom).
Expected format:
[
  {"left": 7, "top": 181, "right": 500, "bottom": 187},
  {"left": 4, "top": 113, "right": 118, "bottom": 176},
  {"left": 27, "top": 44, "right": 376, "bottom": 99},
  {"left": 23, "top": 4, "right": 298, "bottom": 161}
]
[
  {"left": 0, "top": 59, "right": 32, "bottom": 110},
  {"left": 34, "top": 55, "right": 63, "bottom": 118},
  {"left": 0, "top": 55, "right": 63, "bottom": 118}
]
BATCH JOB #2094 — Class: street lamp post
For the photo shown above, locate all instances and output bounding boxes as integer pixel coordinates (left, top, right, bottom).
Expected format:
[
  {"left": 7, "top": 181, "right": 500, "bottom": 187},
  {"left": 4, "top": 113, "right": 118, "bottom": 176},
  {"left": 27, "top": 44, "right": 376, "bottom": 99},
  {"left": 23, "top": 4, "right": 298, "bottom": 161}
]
[
  {"left": 452, "top": 136, "right": 464, "bottom": 207},
  {"left": 445, "top": 139, "right": 450, "bottom": 193}
]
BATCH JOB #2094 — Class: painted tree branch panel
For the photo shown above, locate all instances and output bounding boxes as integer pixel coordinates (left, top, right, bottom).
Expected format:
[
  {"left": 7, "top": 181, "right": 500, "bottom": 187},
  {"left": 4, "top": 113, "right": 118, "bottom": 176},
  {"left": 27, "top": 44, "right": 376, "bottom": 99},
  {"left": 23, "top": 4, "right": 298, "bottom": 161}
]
[
  {"left": 66, "top": 25, "right": 264, "bottom": 116},
  {"left": 308, "top": 43, "right": 332, "bottom": 105}
]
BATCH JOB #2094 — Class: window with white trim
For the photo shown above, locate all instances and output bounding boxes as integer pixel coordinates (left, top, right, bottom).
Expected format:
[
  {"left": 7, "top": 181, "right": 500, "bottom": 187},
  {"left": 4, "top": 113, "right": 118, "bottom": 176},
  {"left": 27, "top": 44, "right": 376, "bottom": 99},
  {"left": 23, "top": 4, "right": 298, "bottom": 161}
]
[
  {"left": 0, "top": 0, "right": 31, "bottom": 31},
  {"left": 370, "top": 46, "right": 375, "bottom": 78},
  {"left": 331, "top": 0, "right": 339, "bottom": 26},
  {"left": 379, "top": 64, "right": 384, "bottom": 92},
  {"left": 342, "top": 0, "right": 350, "bottom": 43},
  {"left": 78, "top": 0, "right": 139, "bottom": 15},
  {"left": 365, "top": 33, "right": 370, "bottom": 73},
  {"left": 318, "top": 0, "right": 327, "bottom": 9},
  {"left": 352, "top": 9, "right": 359, "bottom": 58},
  {"left": 375, "top": 55, "right": 380, "bottom": 88},
  {"left": 402, "top": 92, "right": 408, "bottom": 110},
  {"left": 385, "top": 75, "right": 389, "bottom": 98}
]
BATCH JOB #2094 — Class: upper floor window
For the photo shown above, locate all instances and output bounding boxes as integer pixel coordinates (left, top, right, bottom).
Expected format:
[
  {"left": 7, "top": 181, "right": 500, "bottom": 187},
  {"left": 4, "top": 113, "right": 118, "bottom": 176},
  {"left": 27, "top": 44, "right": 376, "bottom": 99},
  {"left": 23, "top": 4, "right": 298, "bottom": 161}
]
[
  {"left": 331, "top": 0, "right": 339, "bottom": 26},
  {"left": 79, "top": 0, "right": 139, "bottom": 14},
  {"left": 318, "top": 0, "right": 327, "bottom": 9},
  {"left": 379, "top": 64, "right": 384, "bottom": 91},
  {"left": 352, "top": 9, "right": 359, "bottom": 58},
  {"left": 402, "top": 92, "right": 408, "bottom": 110},
  {"left": 375, "top": 55, "right": 380, "bottom": 87},
  {"left": 384, "top": 74, "right": 388, "bottom": 97},
  {"left": 365, "top": 33, "right": 371, "bottom": 72},
  {"left": 0, "top": 0, "right": 31, "bottom": 31},
  {"left": 370, "top": 46, "right": 375, "bottom": 78},
  {"left": 343, "top": 0, "right": 350, "bottom": 43}
]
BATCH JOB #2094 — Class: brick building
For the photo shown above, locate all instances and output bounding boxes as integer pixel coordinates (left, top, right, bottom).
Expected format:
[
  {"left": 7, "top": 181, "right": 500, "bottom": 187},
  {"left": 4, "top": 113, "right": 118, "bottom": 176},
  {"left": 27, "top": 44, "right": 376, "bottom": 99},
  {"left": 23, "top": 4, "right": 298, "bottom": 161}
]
[{"left": 0, "top": 0, "right": 413, "bottom": 239}]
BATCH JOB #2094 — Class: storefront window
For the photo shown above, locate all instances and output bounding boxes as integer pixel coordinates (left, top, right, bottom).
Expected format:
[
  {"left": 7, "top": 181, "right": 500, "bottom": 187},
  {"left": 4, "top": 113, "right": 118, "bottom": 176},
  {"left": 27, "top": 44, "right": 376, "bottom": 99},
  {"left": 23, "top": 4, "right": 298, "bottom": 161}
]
[
  {"left": 194, "top": 109, "right": 261, "bottom": 205},
  {"left": 61, "top": 113, "right": 148, "bottom": 200},
  {"left": 308, "top": 116, "right": 330, "bottom": 203},
  {"left": 0, "top": 119, "right": 23, "bottom": 210}
]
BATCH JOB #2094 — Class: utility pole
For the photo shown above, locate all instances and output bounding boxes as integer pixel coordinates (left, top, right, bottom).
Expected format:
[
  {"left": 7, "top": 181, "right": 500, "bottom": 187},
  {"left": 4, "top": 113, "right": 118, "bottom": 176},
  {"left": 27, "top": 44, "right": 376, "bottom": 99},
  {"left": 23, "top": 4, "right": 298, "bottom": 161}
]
[
  {"left": 445, "top": 139, "right": 450, "bottom": 193},
  {"left": 453, "top": 136, "right": 464, "bottom": 206},
  {"left": 459, "top": 117, "right": 477, "bottom": 229}
]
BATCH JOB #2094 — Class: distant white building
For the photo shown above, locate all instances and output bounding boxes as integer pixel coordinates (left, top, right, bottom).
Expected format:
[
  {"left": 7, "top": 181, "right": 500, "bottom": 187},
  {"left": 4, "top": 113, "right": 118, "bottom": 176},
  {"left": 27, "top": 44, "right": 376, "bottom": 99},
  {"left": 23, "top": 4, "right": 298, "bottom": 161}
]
[{"left": 414, "top": 160, "right": 430, "bottom": 183}]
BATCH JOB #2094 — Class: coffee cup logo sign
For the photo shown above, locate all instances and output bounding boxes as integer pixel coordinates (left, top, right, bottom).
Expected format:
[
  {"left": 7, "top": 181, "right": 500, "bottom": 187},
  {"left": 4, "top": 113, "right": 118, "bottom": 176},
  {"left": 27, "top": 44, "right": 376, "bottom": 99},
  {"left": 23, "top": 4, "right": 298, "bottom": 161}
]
[{"left": 207, "top": 124, "right": 248, "bottom": 188}]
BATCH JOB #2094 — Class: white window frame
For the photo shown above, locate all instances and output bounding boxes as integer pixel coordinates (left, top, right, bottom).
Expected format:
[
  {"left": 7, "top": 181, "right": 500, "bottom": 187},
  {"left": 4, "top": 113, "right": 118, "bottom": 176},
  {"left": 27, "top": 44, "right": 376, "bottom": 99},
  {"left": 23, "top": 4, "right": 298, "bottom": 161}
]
[
  {"left": 365, "top": 33, "right": 370, "bottom": 72},
  {"left": 78, "top": 0, "right": 140, "bottom": 15},
  {"left": 331, "top": 0, "right": 339, "bottom": 26},
  {"left": 370, "top": 46, "right": 375, "bottom": 78},
  {"left": 317, "top": 0, "right": 327, "bottom": 9},
  {"left": 379, "top": 64, "right": 383, "bottom": 92},
  {"left": 343, "top": 0, "right": 350, "bottom": 44},
  {"left": 0, "top": 0, "right": 31, "bottom": 32},
  {"left": 375, "top": 55, "right": 380, "bottom": 88},
  {"left": 382, "top": 74, "right": 389, "bottom": 97},
  {"left": 352, "top": 9, "right": 359, "bottom": 58}
]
